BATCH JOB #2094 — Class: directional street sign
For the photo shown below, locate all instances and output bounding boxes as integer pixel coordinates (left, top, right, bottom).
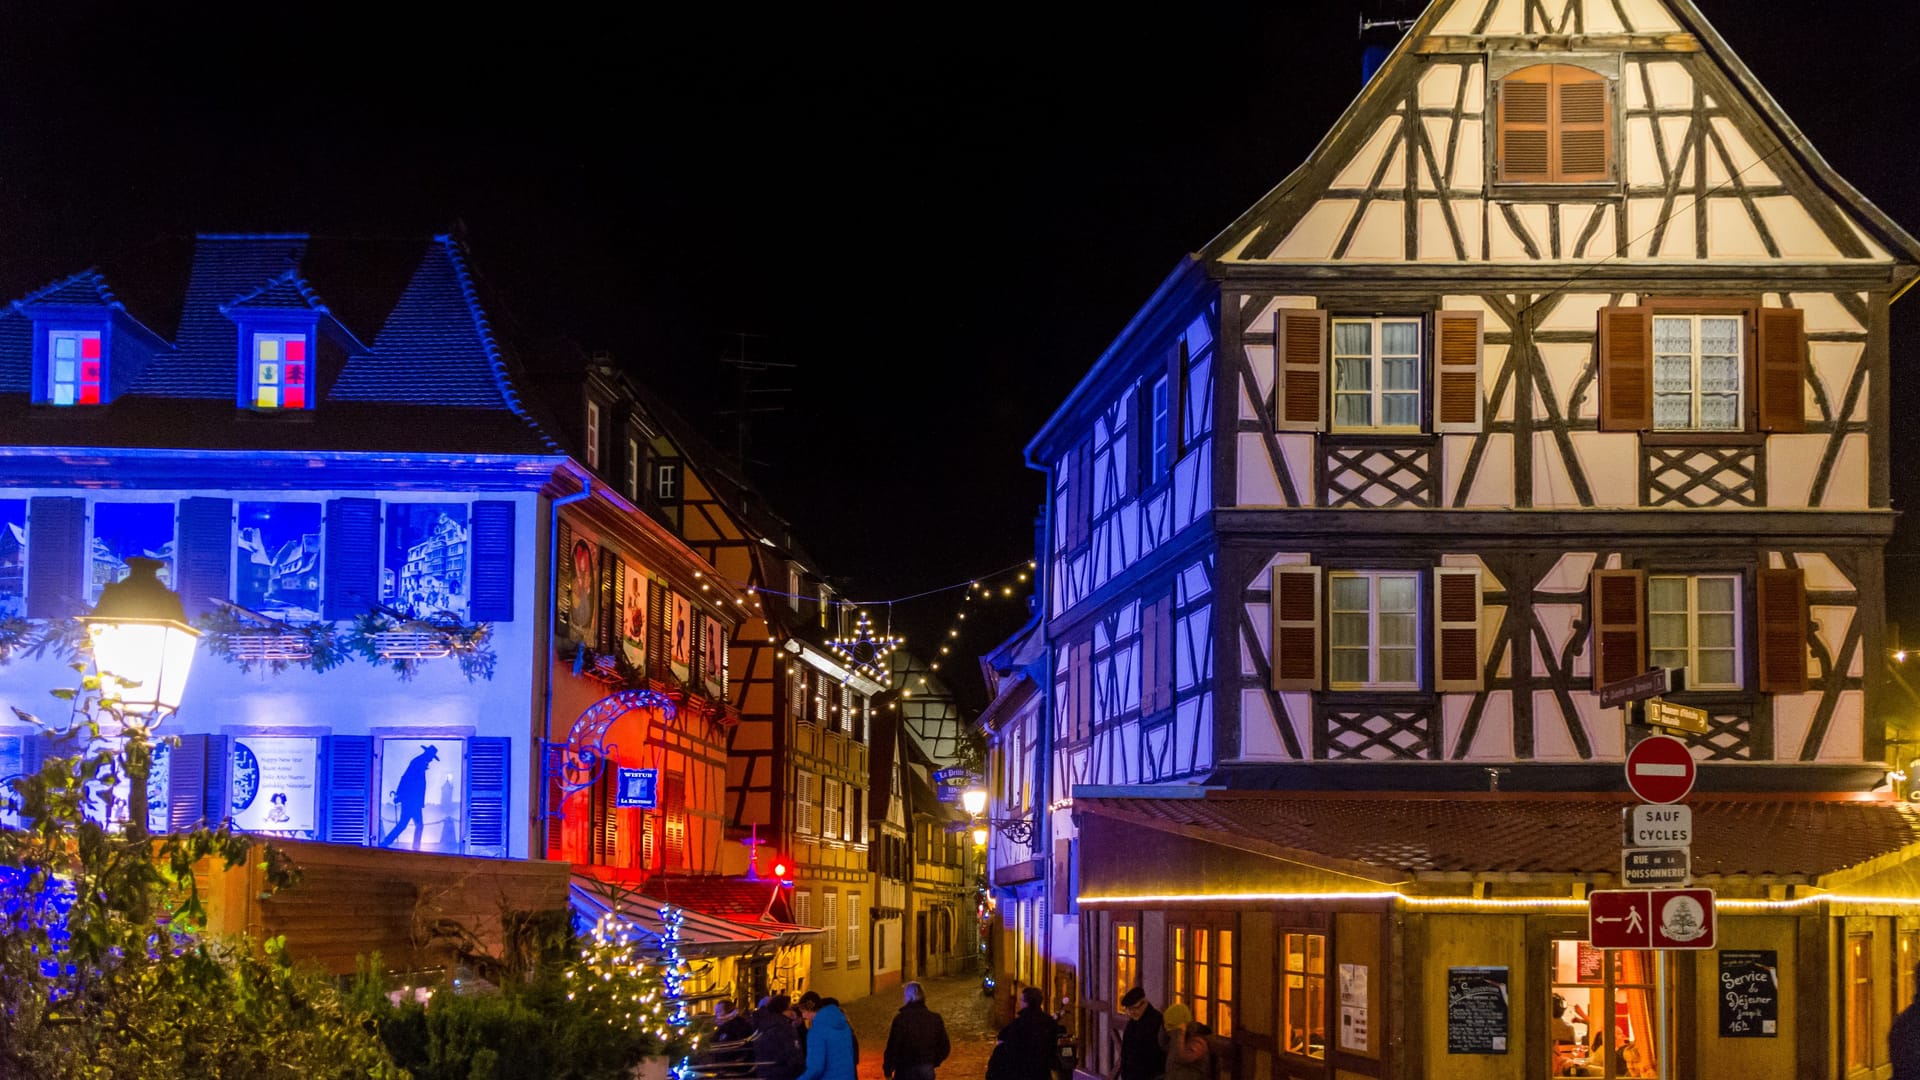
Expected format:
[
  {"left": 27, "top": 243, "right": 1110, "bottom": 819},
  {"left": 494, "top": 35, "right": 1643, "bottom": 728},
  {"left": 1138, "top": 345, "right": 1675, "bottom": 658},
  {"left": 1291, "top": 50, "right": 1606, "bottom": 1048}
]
[
  {"left": 1589, "top": 888, "right": 1716, "bottom": 950},
  {"left": 1622, "top": 848, "right": 1691, "bottom": 887},
  {"left": 1624, "top": 734, "right": 1697, "bottom": 804},
  {"left": 1598, "top": 668, "right": 1681, "bottom": 709},
  {"left": 1625, "top": 804, "right": 1692, "bottom": 847},
  {"left": 1646, "top": 698, "right": 1710, "bottom": 736}
]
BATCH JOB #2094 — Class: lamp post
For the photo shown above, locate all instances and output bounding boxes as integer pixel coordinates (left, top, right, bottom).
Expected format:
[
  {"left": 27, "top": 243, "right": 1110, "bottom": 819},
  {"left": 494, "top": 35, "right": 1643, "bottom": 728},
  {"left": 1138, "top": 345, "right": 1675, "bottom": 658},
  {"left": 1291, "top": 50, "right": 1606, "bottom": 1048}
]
[
  {"left": 961, "top": 786, "right": 1033, "bottom": 846},
  {"left": 79, "top": 557, "right": 200, "bottom": 846}
]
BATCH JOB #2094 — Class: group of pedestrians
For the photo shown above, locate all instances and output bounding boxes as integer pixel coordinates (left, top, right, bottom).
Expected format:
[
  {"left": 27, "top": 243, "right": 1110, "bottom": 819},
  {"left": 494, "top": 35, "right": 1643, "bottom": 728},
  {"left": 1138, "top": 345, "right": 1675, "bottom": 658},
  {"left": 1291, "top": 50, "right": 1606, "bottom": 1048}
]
[
  {"left": 1111, "top": 987, "right": 1217, "bottom": 1080},
  {"left": 711, "top": 982, "right": 953, "bottom": 1080}
]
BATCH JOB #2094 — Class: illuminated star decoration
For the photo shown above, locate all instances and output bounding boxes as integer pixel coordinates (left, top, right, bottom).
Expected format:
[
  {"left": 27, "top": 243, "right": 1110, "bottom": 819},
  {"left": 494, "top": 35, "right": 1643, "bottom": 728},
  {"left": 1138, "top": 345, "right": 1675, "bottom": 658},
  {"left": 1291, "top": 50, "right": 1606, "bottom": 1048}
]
[{"left": 828, "top": 610, "right": 901, "bottom": 680}]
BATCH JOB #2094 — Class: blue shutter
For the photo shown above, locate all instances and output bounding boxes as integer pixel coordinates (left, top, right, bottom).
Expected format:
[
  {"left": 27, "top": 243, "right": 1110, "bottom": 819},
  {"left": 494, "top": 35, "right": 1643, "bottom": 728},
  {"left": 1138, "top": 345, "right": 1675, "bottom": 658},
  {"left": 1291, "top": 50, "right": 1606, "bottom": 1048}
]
[
  {"left": 323, "top": 498, "right": 381, "bottom": 620},
  {"left": 466, "top": 736, "right": 510, "bottom": 858},
  {"left": 26, "top": 497, "right": 85, "bottom": 618},
  {"left": 469, "top": 501, "right": 515, "bottom": 622},
  {"left": 173, "top": 497, "right": 233, "bottom": 619},
  {"left": 322, "top": 735, "right": 373, "bottom": 846},
  {"left": 167, "top": 733, "right": 229, "bottom": 831}
]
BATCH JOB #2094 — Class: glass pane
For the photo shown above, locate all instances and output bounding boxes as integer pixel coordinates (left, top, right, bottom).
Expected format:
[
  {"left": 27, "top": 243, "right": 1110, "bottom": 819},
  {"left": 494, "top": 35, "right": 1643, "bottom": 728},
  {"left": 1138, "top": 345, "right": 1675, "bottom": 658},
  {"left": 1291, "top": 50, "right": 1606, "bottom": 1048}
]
[
  {"left": 1378, "top": 575, "right": 1416, "bottom": 612},
  {"left": 1700, "top": 354, "right": 1739, "bottom": 393},
  {"left": 1334, "top": 322, "right": 1372, "bottom": 356},
  {"left": 1653, "top": 317, "right": 1692, "bottom": 353},
  {"left": 1334, "top": 357, "right": 1371, "bottom": 391},
  {"left": 1379, "top": 613, "right": 1415, "bottom": 648},
  {"left": 1649, "top": 613, "right": 1687, "bottom": 650},
  {"left": 1381, "top": 321, "right": 1418, "bottom": 356},
  {"left": 1331, "top": 613, "right": 1370, "bottom": 648},
  {"left": 1650, "top": 647, "right": 1686, "bottom": 672},
  {"left": 1331, "top": 577, "right": 1370, "bottom": 611},
  {"left": 1307, "top": 974, "right": 1326, "bottom": 1058},
  {"left": 1653, "top": 355, "right": 1693, "bottom": 394},
  {"left": 1700, "top": 317, "right": 1740, "bottom": 355},
  {"left": 1378, "top": 648, "right": 1415, "bottom": 684},
  {"left": 1698, "top": 651, "right": 1735, "bottom": 686},
  {"left": 1383, "top": 355, "right": 1418, "bottom": 390},
  {"left": 1698, "top": 614, "right": 1735, "bottom": 649},
  {"left": 1382, "top": 393, "right": 1418, "bottom": 428},
  {"left": 1285, "top": 934, "right": 1305, "bottom": 970},
  {"left": 1654, "top": 394, "right": 1692, "bottom": 429},
  {"left": 1648, "top": 577, "right": 1687, "bottom": 613},
  {"left": 1307, "top": 934, "right": 1325, "bottom": 974},
  {"left": 1334, "top": 395, "right": 1372, "bottom": 428},
  {"left": 1695, "top": 577, "right": 1735, "bottom": 612},
  {"left": 1330, "top": 650, "right": 1369, "bottom": 684},
  {"left": 1700, "top": 394, "right": 1739, "bottom": 430}
]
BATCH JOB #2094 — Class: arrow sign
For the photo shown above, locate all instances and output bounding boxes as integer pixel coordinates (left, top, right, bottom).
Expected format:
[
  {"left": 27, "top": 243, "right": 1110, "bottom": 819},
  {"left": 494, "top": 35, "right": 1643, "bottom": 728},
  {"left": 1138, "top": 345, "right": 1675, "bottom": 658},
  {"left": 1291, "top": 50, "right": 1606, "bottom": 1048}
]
[
  {"left": 1646, "top": 698, "right": 1710, "bottom": 736},
  {"left": 1598, "top": 668, "right": 1680, "bottom": 709},
  {"left": 1625, "top": 734, "right": 1697, "bottom": 804},
  {"left": 1590, "top": 888, "right": 1716, "bottom": 950}
]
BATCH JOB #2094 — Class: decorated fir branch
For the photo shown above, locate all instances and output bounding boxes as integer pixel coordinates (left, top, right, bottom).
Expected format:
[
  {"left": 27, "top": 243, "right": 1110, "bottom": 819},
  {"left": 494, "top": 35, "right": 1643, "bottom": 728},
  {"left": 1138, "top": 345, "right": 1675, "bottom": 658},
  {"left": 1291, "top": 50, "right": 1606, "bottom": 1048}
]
[{"left": 184, "top": 600, "right": 498, "bottom": 682}]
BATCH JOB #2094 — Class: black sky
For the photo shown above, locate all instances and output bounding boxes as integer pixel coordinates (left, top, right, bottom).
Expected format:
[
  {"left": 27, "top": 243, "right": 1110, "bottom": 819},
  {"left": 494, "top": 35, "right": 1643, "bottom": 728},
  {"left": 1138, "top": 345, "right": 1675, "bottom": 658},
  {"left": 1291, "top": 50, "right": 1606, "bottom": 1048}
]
[{"left": 3, "top": 2, "right": 1919, "bottom": 672}]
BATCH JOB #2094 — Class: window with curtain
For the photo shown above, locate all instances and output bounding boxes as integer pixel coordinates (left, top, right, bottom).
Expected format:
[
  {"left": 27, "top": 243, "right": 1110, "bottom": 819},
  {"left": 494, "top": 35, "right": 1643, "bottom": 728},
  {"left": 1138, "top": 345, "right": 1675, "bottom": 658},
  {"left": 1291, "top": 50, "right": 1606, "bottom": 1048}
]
[
  {"left": 1115, "top": 922, "right": 1139, "bottom": 1005},
  {"left": 1168, "top": 918, "right": 1235, "bottom": 1037},
  {"left": 1331, "top": 318, "right": 1422, "bottom": 432},
  {"left": 1900, "top": 929, "right": 1920, "bottom": 1012},
  {"left": 1848, "top": 934, "right": 1873, "bottom": 1073},
  {"left": 1548, "top": 938, "right": 1663, "bottom": 1078},
  {"left": 1648, "top": 574, "right": 1741, "bottom": 689}
]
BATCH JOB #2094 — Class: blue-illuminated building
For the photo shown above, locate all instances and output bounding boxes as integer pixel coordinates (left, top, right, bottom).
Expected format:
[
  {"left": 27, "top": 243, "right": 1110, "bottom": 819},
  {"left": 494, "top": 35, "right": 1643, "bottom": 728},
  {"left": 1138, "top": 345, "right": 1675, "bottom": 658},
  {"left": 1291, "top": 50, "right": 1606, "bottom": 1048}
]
[{"left": 0, "top": 232, "right": 568, "bottom": 859}]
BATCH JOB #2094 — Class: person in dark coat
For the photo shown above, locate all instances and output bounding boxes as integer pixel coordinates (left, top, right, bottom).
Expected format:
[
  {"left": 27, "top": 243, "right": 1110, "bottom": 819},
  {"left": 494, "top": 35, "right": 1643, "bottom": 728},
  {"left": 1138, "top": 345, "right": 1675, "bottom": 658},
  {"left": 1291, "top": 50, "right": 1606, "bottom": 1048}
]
[
  {"left": 1116, "top": 987, "right": 1164, "bottom": 1080},
  {"left": 991, "top": 986, "right": 1064, "bottom": 1080},
  {"left": 752, "top": 994, "right": 805, "bottom": 1080},
  {"left": 883, "top": 981, "right": 951, "bottom": 1080},
  {"left": 704, "top": 999, "right": 756, "bottom": 1067},
  {"left": 1893, "top": 965, "right": 1920, "bottom": 1080}
]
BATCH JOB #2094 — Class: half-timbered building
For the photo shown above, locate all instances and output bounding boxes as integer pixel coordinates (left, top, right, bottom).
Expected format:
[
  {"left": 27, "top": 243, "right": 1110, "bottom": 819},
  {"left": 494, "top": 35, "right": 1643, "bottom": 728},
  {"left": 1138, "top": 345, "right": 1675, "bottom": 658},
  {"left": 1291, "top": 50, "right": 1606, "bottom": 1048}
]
[{"left": 1009, "top": 2, "right": 1920, "bottom": 1077}]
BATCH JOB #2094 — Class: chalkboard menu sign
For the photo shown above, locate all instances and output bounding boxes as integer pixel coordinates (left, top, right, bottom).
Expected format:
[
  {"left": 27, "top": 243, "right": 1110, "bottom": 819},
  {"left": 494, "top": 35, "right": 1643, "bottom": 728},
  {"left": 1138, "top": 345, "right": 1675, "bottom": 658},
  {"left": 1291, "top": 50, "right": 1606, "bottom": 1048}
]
[
  {"left": 1446, "top": 967, "right": 1510, "bottom": 1054},
  {"left": 1718, "top": 950, "right": 1779, "bottom": 1038}
]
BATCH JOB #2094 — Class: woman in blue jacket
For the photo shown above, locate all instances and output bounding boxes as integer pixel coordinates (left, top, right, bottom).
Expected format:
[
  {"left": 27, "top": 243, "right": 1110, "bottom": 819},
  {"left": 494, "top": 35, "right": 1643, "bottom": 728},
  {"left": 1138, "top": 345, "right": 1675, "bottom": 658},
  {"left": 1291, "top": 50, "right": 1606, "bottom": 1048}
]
[{"left": 796, "top": 998, "right": 859, "bottom": 1080}]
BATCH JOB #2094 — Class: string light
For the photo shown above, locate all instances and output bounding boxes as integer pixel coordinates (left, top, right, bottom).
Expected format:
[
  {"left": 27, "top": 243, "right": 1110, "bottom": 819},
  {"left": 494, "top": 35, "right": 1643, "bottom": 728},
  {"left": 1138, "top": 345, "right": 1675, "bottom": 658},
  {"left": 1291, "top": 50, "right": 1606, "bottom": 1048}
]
[{"left": 828, "top": 609, "right": 903, "bottom": 680}]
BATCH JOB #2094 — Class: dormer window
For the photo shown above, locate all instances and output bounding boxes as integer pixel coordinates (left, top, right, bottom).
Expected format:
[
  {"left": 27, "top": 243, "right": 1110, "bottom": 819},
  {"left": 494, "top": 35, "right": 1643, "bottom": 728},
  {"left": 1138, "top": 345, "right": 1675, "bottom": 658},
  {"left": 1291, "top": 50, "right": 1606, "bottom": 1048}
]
[
  {"left": 249, "top": 331, "right": 309, "bottom": 409},
  {"left": 47, "top": 329, "right": 103, "bottom": 405},
  {"left": 586, "top": 401, "right": 602, "bottom": 468},
  {"left": 1495, "top": 63, "right": 1613, "bottom": 184}
]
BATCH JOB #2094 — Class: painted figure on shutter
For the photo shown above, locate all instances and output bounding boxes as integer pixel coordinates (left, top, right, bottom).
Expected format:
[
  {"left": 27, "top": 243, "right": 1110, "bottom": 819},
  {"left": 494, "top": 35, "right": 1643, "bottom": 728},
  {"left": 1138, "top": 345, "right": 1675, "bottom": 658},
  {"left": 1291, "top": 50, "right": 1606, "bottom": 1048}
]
[
  {"left": 89, "top": 502, "right": 174, "bottom": 604},
  {"left": 622, "top": 565, "right": 647, "bottom": 668},
  {"left": 567, "top": 538, "right": 598, "bottom": 642},
  {"left": 379, "top": 740, "right": 463, "bottom": 853}
]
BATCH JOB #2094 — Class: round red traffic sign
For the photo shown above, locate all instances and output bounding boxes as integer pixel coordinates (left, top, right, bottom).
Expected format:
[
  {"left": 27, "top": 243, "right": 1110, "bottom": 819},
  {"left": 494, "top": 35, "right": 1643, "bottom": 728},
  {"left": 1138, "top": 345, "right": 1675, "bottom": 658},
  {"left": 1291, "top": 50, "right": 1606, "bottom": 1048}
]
[{"left": 1625, "top": 734, "right": 1696, "bottom": 804}]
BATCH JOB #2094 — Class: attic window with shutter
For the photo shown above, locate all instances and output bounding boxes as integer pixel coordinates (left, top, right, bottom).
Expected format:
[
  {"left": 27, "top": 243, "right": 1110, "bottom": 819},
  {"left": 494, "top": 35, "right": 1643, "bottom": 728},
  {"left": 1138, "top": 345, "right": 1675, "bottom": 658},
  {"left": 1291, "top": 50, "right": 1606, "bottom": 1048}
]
[
  {"left": 45, "top": 329, "right": 104, "bottom": 406},
  {"left": 1497, "top": 64, "right": 1613, "bottom": 184},
  {"left": 249, "top": 331, "right": 311, "bottom": 410}
]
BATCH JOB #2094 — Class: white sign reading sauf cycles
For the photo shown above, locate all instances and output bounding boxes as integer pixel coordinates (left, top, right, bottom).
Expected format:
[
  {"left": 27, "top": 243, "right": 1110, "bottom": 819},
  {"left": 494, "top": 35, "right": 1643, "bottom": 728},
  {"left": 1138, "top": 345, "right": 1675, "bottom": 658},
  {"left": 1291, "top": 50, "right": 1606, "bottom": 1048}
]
[{"left": 1626, "top": 804, "right": 1692, "bottom": 847}]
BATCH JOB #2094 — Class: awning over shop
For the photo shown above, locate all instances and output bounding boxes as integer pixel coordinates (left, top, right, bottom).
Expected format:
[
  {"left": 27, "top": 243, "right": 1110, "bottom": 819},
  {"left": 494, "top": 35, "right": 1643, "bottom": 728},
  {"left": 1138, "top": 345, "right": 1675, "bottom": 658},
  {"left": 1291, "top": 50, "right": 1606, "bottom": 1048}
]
[
  {"left": 569, "top": 874, "right": 821, "bottom": 956},
  {"left": 1074, "top": 790, "right": 1920, "bottom": 900}
]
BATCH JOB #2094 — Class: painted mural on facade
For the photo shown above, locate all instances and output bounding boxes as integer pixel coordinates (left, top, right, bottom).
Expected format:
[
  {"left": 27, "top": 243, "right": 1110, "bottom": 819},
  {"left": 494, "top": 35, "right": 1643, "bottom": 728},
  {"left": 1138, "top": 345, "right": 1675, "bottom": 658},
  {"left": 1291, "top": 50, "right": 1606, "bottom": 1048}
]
[
  {"left": 622, "top": 564, "right": 647, "bottom": 668},
  {"left": 89, "top": 502, "right": 174, "bottom": 602},
  {"left": 383, "top": 504, "right": 469, "bottom": 619},
  {"left": 377, "top": 738, "right": 465, "bottom": 854},
  {"left": 236, "top": 502, "right": 321, "bottom": 619},
  {"left": 230, "top": 735, "right": 320, "bottom": 838}
]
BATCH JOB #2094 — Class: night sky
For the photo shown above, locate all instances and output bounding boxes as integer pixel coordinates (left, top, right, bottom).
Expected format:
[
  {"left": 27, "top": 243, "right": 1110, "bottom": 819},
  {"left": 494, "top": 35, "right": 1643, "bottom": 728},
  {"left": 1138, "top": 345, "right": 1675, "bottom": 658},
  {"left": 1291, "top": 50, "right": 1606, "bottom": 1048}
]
[{"left": 3, "top": 2, "right": 1918, "bottom": 681}]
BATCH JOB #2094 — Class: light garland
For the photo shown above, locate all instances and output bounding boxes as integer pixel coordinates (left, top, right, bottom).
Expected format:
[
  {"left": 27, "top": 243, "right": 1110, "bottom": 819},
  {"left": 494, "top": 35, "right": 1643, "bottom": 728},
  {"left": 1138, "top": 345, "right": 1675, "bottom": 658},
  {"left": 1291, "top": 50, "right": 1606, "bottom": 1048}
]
[
  {"left": 1079, "top": 888, "right": 1920, "bottom": 913},
  {"left": 828, "top": 610, "right": 901, "bottom": 680},
  {"left": 560, "top": 911, "right": 700, "bottom": 1068}
]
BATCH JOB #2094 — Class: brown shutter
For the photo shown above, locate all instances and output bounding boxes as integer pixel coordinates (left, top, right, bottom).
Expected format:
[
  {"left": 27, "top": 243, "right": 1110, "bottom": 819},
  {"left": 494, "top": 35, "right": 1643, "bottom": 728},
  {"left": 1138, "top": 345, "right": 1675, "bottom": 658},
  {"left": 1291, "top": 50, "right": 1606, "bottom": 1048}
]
[
  {"left": 1756, "top": 307, "right": 1808, "bottom": 433},
  {"left": 1276, "top": 309, "right": 1328, "bottom": 432},
  {"left": 1433, "top": 568, "right": 1483, "bottom": 691},
  {"left": 1499, "top": 69, "right": 1552, "bottom": 182},
  {"left": 1154, "top": 596, "right": 1173, "bottom": 712},
  {"left": 1271, "top": 566, "right": 1322, "bottom": 691},
  {"left": 1589, "top": 569, "right": 1646, "bottom": 692},
  {"left": 1598, "top": 306, "right": 1654, "bottom": 431},
  {"left": 1140, "top": 597, "right": 1159, "bottom": 715},
  {"left": 1170, "top": 340, "right": 1191, "bottom": 457},
  {"left": 1555, "top": 68, "right": 1611, "bottom": 181},
  {"left": 1757, "top": 567, "right": 1809, "bottom": 693},
  {"left": 598, "top": 552, "right": 622, "bottom": 656},
  {"left": 1433, "top": 311, "right": 1485, "bottom": 433}
]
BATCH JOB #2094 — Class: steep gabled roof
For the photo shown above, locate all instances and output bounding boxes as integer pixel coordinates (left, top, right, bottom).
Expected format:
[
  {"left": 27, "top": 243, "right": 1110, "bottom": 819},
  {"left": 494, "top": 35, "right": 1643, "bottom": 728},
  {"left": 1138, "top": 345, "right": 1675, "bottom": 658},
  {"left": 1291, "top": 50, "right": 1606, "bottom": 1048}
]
[
  {"left": 13, "top": 268, "right": 123, "bottom": 311},
  {"left": 220, "top": 269, "right": 333, "bottom": 316},
  {"left": 130, "top": 234, "right": 306, "bottom": 397},
  {"left": 1201, "top": 0, "right": 1920, "bottom": 278}
]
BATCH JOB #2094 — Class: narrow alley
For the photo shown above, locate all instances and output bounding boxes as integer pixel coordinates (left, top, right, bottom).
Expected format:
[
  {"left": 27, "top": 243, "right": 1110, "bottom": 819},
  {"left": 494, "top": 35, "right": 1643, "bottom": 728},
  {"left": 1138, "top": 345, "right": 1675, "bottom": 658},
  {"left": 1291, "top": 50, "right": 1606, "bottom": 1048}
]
[{"left": 840, "top": 974, "right": 998, "bottom": 1080}]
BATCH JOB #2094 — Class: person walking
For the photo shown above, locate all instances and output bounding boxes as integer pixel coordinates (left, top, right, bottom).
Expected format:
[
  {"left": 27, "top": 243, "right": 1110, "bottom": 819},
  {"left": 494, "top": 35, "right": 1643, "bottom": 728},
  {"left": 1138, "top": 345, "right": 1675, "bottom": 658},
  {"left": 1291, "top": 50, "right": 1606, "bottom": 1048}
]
[
  {"left": 1116, "top": 987, "right": 1164, "bottom": 1080},
  {"left": 883, "top": 981, "right": 952, "bottom": 1080},
  {"left": 1158, "top": 1004, "right": 1209, "bottom": 1080},
  {"left": 752, "top": 993, "right": 805, "bottom": 1080},
  {"left": 1894, "top": 967, "right": 1920, "bottom": 1080},
  {"left": 990, "top": 986, "right": 1065, "bottom": 1080},
  {"left": 796, "top": 996, "right": 858, "bottom": 1080}
]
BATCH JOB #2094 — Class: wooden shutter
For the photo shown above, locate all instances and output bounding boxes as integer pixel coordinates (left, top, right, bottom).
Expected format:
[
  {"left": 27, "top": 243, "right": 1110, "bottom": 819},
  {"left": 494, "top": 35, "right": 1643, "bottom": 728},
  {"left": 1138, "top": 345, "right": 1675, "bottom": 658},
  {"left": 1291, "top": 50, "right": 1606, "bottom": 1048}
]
[
  {"left": 555, "top": 520, "right": 575, "bottom": 627},
  {"left": 1433, "top": 568, "right": 1483, "bottom": 691},
  {"left": 597, "top": 771, "right": 619, "bottom": 864},
  {"left": 173, "top": 497, "right": 233, "bottom": 619},
  {"left": 321, "top": 735, "right": 373, "bottom": 845},
  {"left": 1757, "top": 568, "right": 1810, "bottom": 694},
  {"left": 1756, "top": 307, "right": 1808, "bottom": 433},
  {"left": 1498, "top": 69, "right": 1552, "bottom": 181},
  {"left": 1275, "top": 310, "right": 1328, "bottom": 432},
  {"left": 1589, "top": 569, "right": 1646, "bottom": 692},
  {"left": 469, "top": 500, "right": 516, "bottom": 622},
  {"left": 665, "top": 773, "right": 687, "bottom": 868},
  {"left": 543, "top": 742, "right": 566, "bottom": 860},
  {"left": 25, "top": 496, "right": 84, "bottom": 619},
  {"left": 1168, "top": 341, "right": 1188, "bottom": 457},
  {"left": 322, "top": 498, "right": 381, "bottom": 620},
  {"left": 166, "top": 733, "right": 211, "bottom": 833},
  {"left": 642, "top": 810, "right": 658, "bottom": 870},
  {"left": 1597, "top": 307, "right": 1654, "bottom": 431},
  {"left": 1556, "top": 68, "right": 1611, "bottom": 181},
  {"left": 597, "top": 549, "right": 620, "bottom": 655},
  {"left": 466, "top": 736, "right": 510, "bottom": 857},
  {"left": 1140, "top": 596, "right": 1160, "bottom": 715},
  {"left": 1271, "top": 566, "right": 1322, "bottom": 691},
  {"left": 1433, "top": 311, "right": 1485, "bottom": 433},
  {"left": 646, "top": 576, "right": 668, "bottom": 680}
]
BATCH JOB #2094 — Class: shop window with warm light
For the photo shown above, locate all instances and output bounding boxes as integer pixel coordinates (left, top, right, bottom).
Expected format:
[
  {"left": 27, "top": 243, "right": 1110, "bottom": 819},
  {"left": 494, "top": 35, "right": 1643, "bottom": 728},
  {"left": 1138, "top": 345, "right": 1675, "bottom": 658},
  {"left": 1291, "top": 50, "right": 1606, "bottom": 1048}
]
[
  {"left": 1170, "top": 916, "right": 1235, "bottom": 1037},
  {"left": 1114, "top": 921, "right": 1139, "bottom": 1006},
  {"left": 1548, "top": 937, "right": 1664, "bottom": 1078},
  {"left": 1283, "top": 931, "right": 1326, "bottom": 1060}
]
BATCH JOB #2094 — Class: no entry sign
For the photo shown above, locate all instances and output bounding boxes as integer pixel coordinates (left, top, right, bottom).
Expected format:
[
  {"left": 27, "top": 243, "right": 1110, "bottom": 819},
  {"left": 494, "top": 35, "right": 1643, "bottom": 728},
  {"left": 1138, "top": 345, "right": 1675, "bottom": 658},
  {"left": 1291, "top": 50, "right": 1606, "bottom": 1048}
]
[{"left": 1625, "top": 734, "right": 1696, "bottom": 804}]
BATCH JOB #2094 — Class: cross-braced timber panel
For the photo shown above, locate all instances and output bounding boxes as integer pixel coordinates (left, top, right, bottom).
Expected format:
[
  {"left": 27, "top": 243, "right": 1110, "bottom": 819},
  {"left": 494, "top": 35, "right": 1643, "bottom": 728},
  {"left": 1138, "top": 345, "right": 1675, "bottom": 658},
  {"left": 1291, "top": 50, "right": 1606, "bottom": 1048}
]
[
  {"left": 1321, "top": 442, "right": 1439, "bottom": 508},
  {"left": 1689, "top": 705, "right": 1755, "bottom": 761},
  {"left": 1641, "top": 445, "right": 1765, "bottom": 508},
  {"left": 1316, "top": 702, "right": 1437, "bottom": 760}
]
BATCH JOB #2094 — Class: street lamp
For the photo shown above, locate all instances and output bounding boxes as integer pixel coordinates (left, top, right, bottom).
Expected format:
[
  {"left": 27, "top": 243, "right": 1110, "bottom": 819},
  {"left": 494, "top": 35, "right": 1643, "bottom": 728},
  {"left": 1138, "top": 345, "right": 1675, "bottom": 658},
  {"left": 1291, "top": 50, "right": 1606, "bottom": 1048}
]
[
  {"left": 961, "top": 787, "right": 988, "bottom": 817},
  {"left": 80, "top": 557, "right": 200, "bottom": 843},
  {"left": 960, "top": 786, "right": 1033, "bottom": 847},
  {"left": 971, "top": 826, "right": 989, "bottom": 847}
]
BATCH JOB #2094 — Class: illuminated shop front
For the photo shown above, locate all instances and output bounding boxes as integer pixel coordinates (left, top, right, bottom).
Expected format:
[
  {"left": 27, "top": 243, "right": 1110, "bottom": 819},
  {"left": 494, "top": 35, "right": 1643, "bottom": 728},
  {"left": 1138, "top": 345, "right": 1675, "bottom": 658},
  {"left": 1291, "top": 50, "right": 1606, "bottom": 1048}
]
[{"left": 1074, "top": 791, "right": 1920, "bottom": 1080}]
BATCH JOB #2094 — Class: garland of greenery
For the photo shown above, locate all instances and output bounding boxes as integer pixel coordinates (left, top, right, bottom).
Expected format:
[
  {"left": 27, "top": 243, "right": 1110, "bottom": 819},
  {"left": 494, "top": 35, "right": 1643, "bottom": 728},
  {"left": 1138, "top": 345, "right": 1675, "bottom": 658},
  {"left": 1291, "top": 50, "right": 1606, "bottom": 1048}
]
[
  {"left": 0, "top": 615, "right": 87, "bottom": 668},
  {"left": 193, "top": 607, "right": 351, "bottom": 676},
  {"left": 345, "top": 611, "right": 496, "bottom": 683},
  {"left": 191, "top": 606, "right": 496, "bottom": 683}
]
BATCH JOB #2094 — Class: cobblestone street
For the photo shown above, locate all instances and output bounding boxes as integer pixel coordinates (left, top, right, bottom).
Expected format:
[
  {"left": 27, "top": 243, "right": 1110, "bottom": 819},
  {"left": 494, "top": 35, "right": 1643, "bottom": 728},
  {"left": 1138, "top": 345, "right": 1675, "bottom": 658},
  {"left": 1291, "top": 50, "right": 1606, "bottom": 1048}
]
[{"left": 840, "top": 975, "right": 997, "bottom": 1080}]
